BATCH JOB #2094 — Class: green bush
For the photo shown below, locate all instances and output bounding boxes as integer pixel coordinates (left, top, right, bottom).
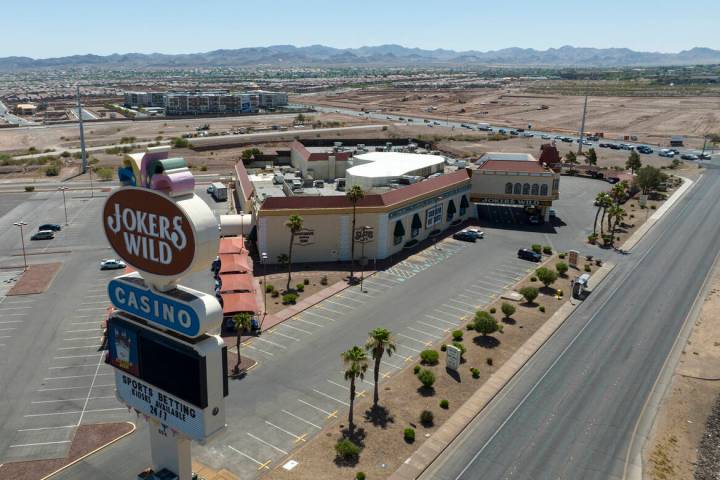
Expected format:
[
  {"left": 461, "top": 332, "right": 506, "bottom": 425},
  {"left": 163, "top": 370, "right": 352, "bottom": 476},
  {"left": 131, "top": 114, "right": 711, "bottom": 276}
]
[
  {"left": 539, "top": 305, "right": 546, "bottom": 313},
  {"left": 542, "top": 245, "right": 552, "bottom": 255},
  {"left": 452, "top": 330, "right": 463, "bottom": 341},
  {"left": 466, "top": 323, "right": 474, "bottom": 331},
  {"left": 439, "top": 399, "right": 449, "bottom": 409},
  {"left": 296, "top": 283, "right": 305, "bottom": 292},
  {"left": 417, "top": 369, "right": 436, "bottom": 388},
  {"left": 584, "top": 264, "right": 592, "bottom": 272},
  {"left": 556, "top": 262, "right": 569, "bottom": 276},
  {"left": 420, "top": 350, "right": 439, "bottom": 365},
  {"left": 356, "top": 473, "right": 366, "bottom": 480},
  {"left": 440, "top": 344, "right": 447, "bottom": 352},
  {"left": 282, "top": 293, "right": 298, "bottom": 304},
  {"left": 45, "top": 164, "right": 59, "bottom": 176},
  {"left": 271, "top": 290, "right": 279, "bottom": 298},
  {"left": 172, "top": 137, "right": 189, "bottom": 148},
  {"left": 486, "top": 357, "right": 493, "bottom": 366},
  {"left": 531, "top": 244, "right": 542, "bottom": 254},
  {"left": 530, "top": 276, "right": 537, "bottom": 282},
  {"left": 489, "top": 307, "right": 496, "bottom": 314},
  {"left": 335, "top": 438, "right": 361, "bottom": 460},
  {"left": 452, "top": 341, "right": 466, "bottom": 358},
  {"left": 404, "top": 428, "right": 415, "bottom": 443},
  {"left": 320, "top": 275, "right": 328, "bottom": 285},
  {"left": 96, "top": 167, "right": 113, "bottom": 181},
  {"left": 199, "top": 165, "right": 208, "bottom": 171},
  {"left": 24, "top": 186, "right": 35, "bottom": 192},
  {"left": 470, "top": 367, "right": 480, "bottom": 379},
  {"left": 474, "top": 311, "right": 500, "bottom": 336},
  {"left": 535, "top": 267, "right": 558, "bottom": 287},
  {"left": 501, "top": 302, "right": 516, "bottom": 319},
  {"left": 558, "top": 253, "right": 566, "bottom": 259},
  {"left": 265, "top": 284, "right": 275, "bottom": 293},
  {"left": 519, "top": 287, "right": 539, "bottom": 304},
  {"left": 420, "top": 410, "right": 434, "bottom": 426}
]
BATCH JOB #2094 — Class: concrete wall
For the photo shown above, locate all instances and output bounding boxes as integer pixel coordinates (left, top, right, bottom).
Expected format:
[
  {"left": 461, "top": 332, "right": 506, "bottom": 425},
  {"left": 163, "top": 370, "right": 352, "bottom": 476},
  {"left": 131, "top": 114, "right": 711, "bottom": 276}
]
[{"left": 470, "top": 171, "right": 559, "bottom": 202}]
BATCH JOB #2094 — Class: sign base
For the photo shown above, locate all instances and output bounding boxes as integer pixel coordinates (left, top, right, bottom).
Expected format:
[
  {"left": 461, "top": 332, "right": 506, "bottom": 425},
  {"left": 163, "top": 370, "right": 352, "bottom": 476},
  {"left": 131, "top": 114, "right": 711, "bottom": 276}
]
[{"left": 149, "top": 422, "right": 192, "bottom": 480}]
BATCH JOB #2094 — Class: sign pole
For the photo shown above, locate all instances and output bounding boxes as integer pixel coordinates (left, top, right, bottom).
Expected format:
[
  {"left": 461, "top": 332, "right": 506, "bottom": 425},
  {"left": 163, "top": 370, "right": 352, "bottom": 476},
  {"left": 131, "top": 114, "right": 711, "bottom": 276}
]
[{"left": 148, "top": 425, "right": 192, "bottom": 480}]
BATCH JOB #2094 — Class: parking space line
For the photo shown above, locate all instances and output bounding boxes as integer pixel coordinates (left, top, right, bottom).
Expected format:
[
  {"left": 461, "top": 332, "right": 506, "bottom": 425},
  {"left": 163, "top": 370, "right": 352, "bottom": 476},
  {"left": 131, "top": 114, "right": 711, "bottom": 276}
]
[
  {"left": 0, "top": 327, "right": 17, "bottom": 332},
  {"left": 84, "top": 294, "right": 108, "bottom": 299},
  {"left": 301, "top": 310, "right": 336, "bottom": 322},
  {"left": 63, "top": 336, "right": 101, "bottom": 341},
  {"left": 442, "top": 303, "right": 473, "bottom": 314},
  {"left": 243, "top": 343, "right": 274, "bottom": 356},
  {"left": 425, "top": 314, "right": 458, "bottom": 326},
  {"left": 397, "top": 332, "right": 431, "bottom": 346},
  {"left": 0, "top": 313, "right": 27, "bottom": 317},
  {"left": 37, "top": 383, "right": 113, "bottom": 392},
  {"left": 49, "top": 363, "right": 99, "bottom": 370},
  {"left": 434, "top": 309, "right": 463, "bottom": 319},
  {"left": 313, "top": 304, "right": 343, "bottom": 315},
  {"left": 44, "top": 373, "right": 112, "bottom": 380},
  {"left": 279, "top": 323, "right": 312, "bottom": 335},
  {"left": 447, "top": 298, "right": 478, "bottom": 309},
  {"left": 416, "top": 320, "right": 451, "bottom": 333},
  {"left": 297, "top": 399, "right": 337, "bottom": 418},
  {"left": 0, "top": 320, "right": 23, "bottom": 324},
  {"left": 57, "top": 345, "right": 101, "bottom": 351},
  {"left": 0, "top": 306, "right": 32, "bottom": 311},
  {"left": 246, "top": 432, "right": 288, "bottom": 455},
  {"left": 18, "top": 425, "right": 76, "bottom": 432},
  {"left": 80, "top": 301, "right": 110, "bottom": 306},
  {"left": 281, "top": 409, "right": 322, "bottom": 430},
  {"left": 312, "top": 388, "right": 350, "bottom": 406},
  {"left": 327, "top": 379, "right": 349, "bottom": 391},
  {"left": 381, "top": 360, "right": 401, "bottom": 369},
  {"left": 5, "top": 299, "right": 34, "bottom": 304},
  {"left": 394, "top": 344, "right": 420, "bottom": 355},
  {"left": 266, "top": 330, "right": 300, "bottom": 342},
  {"left": 265, "top": 421, "right": 306, "bottom": 443},
  {"left": 253, "top": 336, "right": 287, "bottom": 349},
  {"left": 227, "top": 445, "right": 271, "bottom": 470},
  {"left": 69, "top": 322, "right": 102, "bottom": 326},
  {"left": 32, "top": 395, "right": 114, "bottom": 404},
  {"left": 65, "top": 328, "right": 101, "bottom": 333},
  {"left": 293, "top": 318, "right": 323, "bottom": 328},
  {"left": 406, "top": 326, "right": 440, "bottom": 340},
  {"left": 77, "top": 307, "right": 106, "bottom": 312},
  {"left": 9, "top": 440, "right": 72, "bottom": 448},
  {"left": 335, "top": 294, "right": 364, "bottom": 304},
  {"left": 471, "top": 279, "right": 506, "bottom": 289}
]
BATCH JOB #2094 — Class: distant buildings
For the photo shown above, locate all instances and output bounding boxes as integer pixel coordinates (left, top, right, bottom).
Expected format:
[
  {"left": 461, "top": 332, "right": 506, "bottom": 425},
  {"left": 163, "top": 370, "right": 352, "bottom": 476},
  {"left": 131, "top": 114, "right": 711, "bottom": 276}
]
[{"left": 122, "top": 89, "right": 288, "bottom": 116}]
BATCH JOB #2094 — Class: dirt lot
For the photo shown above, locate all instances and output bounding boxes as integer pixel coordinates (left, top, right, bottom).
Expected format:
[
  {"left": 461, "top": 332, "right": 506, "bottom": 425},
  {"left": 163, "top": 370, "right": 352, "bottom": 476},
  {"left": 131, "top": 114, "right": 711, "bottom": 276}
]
[
  {"left": 266, "top": 253, "right": 597, "bottom": 480},
  {"left": 262, "top": 269, "right": 350, "bottom": 316},
  {"left": 644, "top": 260, "right": 720, "bottom": 480},
  {"left": 300, "top": 88, "right": 720, "bottom": 148}
]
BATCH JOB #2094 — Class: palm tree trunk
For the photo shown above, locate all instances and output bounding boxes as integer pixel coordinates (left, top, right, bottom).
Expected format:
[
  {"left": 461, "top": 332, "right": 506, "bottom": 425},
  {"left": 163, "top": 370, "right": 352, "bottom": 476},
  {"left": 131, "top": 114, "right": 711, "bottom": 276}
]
[
  {"left": 350, "top": 204, "right": 356, "bottom": 279},
  {"left": 287, "top": 234, "right": 294, "bottom": 291},
  {"left": 600, "top": 210, "right": 606, "bottom": 235},
  {"left": 373, "top": 355, "right": 381, "bottom": 408},
  {"left": 348, "top": 378, "right": 356, "bottom": 435},
  {"left": 235, "top": 333, "right": 241, "bottom": 372},
  {"left": 592, "top": 207, "right": 601, "bottom": 235},
  {"left": 607, "top": 210, "right": 613, "bottom": 231}
]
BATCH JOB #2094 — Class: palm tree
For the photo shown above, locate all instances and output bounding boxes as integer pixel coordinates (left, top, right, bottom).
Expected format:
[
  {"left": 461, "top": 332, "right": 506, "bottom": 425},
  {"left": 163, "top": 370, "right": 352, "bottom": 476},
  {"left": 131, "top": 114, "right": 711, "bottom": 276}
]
[
  {"left": 346, "top": 185, "right": 364, "bottom": 281},
  {"left": 365, "top": 328, "right": 396, "bottom": 408},
  {"left": 284, "top": 215, "right": 304, "bottom": 291},
  {"left": 593, "top": 192, "right": 612, "bottom": 236},
  {"left": 342, "top": 346, "right": 368, "bottom": 436},
  {"left": 609, "top": 205, "right": 626, "bottom": 246},
  {"left": 232, "top": 312, "right": 253, "bottom": 373}
]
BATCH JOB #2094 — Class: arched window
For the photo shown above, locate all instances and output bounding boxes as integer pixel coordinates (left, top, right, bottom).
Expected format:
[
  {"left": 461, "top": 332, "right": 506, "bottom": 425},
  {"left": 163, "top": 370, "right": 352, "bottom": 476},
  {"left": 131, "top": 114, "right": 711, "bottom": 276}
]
[
  {"left": 531, "top": 184, "right": 539, "bottom": 195},
  {"left": 513, "top": 183, "right": 521, "bottom": 194},
  {"left": 523, "top": 183, "right": 530, "bottom": 195},
  {"left": 540, "top": 184, "right": 548, "bottom": 196},
  {"left": 505, "top": 182, "right": 513, "bottom": 194}
]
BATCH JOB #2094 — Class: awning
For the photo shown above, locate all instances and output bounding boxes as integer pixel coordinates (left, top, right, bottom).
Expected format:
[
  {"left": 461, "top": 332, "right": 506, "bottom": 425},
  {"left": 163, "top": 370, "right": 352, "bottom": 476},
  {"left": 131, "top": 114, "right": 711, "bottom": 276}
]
[
  {"left": 460, "top": 195, "right": 469, "bottom": 208},
  {"left": 411, "top": 213, "right": 422, "bottom": 230},
  {"left": 221, "top": 292, "right": 258, "bottom": 315},
  {"left": 394, "top": 220, "right": 406, "bottom": 237},
  {"left": 218, "top": 236, "right": 244, "bottom": 254},
  {"left": 219, "top": 273, "right": 254, "bottom": 293},
  {"left": 447, "top": 199, "right": 457, "bottom": 215},
  {"left": 219, "top": 253, "right": 251, "bottom": 274}
]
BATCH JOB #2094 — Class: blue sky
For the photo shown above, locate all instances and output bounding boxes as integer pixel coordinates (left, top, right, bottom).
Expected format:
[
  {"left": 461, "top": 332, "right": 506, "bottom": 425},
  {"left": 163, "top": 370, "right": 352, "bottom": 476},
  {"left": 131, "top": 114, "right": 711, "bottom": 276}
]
[{"left": 4, "top": 0, "right": 717, "bottom": 58}]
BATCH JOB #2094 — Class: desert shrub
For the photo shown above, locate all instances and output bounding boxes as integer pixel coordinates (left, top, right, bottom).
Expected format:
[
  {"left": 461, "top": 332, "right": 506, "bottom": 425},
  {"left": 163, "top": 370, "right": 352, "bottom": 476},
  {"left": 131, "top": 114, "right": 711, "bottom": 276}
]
[
  {"left": 489, "top": 307, "right": 496, "bottom": 314},
  {"left": 24, "top": 186, "right": 35, "bottom": 192},
  {"left": 356, "top": 473, "right": 366, "bottom": 480},
  {"left": 282, "top": 293, "right": 298, "bottom": 304},
  {"left": 413, "top": 365, "right": 421, "bottom": 374},
  {"left": 530, "top": 276, "right": 537, "bottom": 282},
  {"left": 520, "top": 287, "right": 539, "bottom": 304},
  {"left": 439, "top": 399, "right": 449, "bottom": 409},
  {"left": 474, "top": 313, "right": 500, "bottom": 336},
  {"left": 420, "top": 410, "right": 434, "bottom": 426},
  {"left": 265, "top": 284, "right": 275, "bottom": 293},
  {"left": 539, "top": 305, "right": 546, "bottom": 313},
  {"left": 199, "top": 165, "right": 208, "bottom": 171},
  {"left": 417, "top": 369, "right": 436, "bottom": 388},
  {"left": 271, "top": 290, "right": 279, "bottom": 298},
  {"left": 584, "top": 264, "right": 592, "bottom": 272},
  {"left": 296, "top": 283, "right": 305, "bottom": 292},
  {"left": 558, "top": 252, "right": 566, "bottom": 259},
  {"left": 335, "top": 438, "right": 361, "bottom": 460},
  {"left": 96, "top": 167, "right": 113, "bottom": 181},
  {"left": 486, "top": 357, "right": 493, "bottom": 366},
  {"left": 556, "top": 262, "right": 569, "bottom": 276},
  {"left": 420, "top": 349, "right": 439, "bottom": 365},
  {"left": 320, "top": 275, "right": 328, "bottom": 285},
  {"left": 535, "top": 267, "right": 558, "bottom": 287},
  {"left": 304, "top": 278, "right": 310, "bottom": 285},
  {"left": 452, "top": 330, "right": 463, "bottom": 341},
  {"left": 452, "top": 341, "right": 466, "bottom": 358},
  {"left": 470, "top": 367, "right": 480, "bottom": 379},
  {"left": 404, "top": 428, "right": 415, "bottom": 443},
  {"left": 531, "top": 244, "right": 542, "bottom": 254},
  {"left": 542, "top": 245, "right": 552, "bottom": 254},
  {"left": 466, "top": 323, "right": 474, "bottom": 331},
  {"left": 172, "top": 137, "right": 189, "bottom": 148},
  {"left": 440, "top": 344, "right": 447, "bottom": 352},
  {"left": 45, "top": 164, "right": 59, "bottom": 176},
  {"left": 501, "top": 302, "right": 516, "bottom": 319}
]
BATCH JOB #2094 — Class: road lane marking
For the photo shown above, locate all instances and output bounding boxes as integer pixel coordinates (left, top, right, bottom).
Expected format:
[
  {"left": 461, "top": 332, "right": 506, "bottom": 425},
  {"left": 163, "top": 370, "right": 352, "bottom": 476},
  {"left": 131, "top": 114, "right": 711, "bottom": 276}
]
[{"left": 246, "top": 432, "right": 288, "bottom": 454}]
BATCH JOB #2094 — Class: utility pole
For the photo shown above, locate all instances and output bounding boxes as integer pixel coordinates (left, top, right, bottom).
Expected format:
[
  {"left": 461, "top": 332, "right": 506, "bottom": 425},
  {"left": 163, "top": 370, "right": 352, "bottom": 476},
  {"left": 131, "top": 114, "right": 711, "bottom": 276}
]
[
  {"left": 58, "top": 186, "right": 68, "bottom": 225},
  {"left": 76, "top": 85, "right": 93, "bottom": 198},
  {"left": 577, "top": 94, "right": 588, "bottom": 155},
  {"left": 13, "top": 221, "right": 28, "bottom": 270}
]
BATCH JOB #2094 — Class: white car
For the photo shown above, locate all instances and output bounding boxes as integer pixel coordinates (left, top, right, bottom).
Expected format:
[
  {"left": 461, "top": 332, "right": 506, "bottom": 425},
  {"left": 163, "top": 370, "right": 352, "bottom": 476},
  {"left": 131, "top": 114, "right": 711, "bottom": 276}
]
[
  {"left": 100, "top": 259, "right": 127, "bottom": 270},
  {"left": 464, "top": 228, "right": 484, "bottom": 239}
]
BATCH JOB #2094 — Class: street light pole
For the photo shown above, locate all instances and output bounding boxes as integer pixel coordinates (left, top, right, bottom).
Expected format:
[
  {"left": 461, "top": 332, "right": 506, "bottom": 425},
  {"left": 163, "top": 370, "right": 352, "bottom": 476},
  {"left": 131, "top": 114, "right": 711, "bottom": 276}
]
[
  {"left": 13, "top": 221, "right": 28, "bottom": 270},
  {"left": 261, "top": 252, "right": 268, "bottom": 317},
  {"left": 58, "top": 186, "right": 68, "bottom": 225},
  {"left": 359, "top": 226, "right": 368, "bottom": 293}
]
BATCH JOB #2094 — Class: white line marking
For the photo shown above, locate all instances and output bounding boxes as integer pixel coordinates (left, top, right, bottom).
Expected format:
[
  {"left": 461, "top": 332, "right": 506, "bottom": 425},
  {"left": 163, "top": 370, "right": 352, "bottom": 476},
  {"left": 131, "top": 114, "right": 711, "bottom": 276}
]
[
  {"left": 32, "top": 395, "right": 114, "bottom": 404},
  {"left": 0, "top": 306, "right": 32, "bottom": 310},
  {"left": 0, "top": 320, "right": 23, "bottom": 324},
  {"left": 49, "top": 363, "right": 100, "bottom": 369},
  {"left": 57, "top": 345, "right": 101, "bottom": 351},
  {"left": 77, "top": 307, "right": 106, "bottom": 312},
  {"left": 63, "top": 336, "right": 101, "bottom": 341},
  {"left": 18, "top": 425, "right": 76, "bottom": 432},
  {"left": 44, "top": 373, "right": 112, "bottom": 380},
  {"left": 327, "top": 379, "right": 349, "bottom": 391},
  {"left": 0, "top": 313, "right": 27, "bottom": 317},
  {"left": 243, "top": 344, "right": 274, "bottom": 356},
  {"left": 442, "top": 303, "right": 473, "bottom": 314},
  {"left": 324, "top": 298, "right": 353, "bottom": 309},
  {"left": 247, "top": 432, "right": 288, "bottom": 454},
  {"left": 265, "top": 420, "right": 303, "bottom": 440},
  {"left": 298, "top": 399, "right": 333, "bottom": 416},
  {"left": 425, "top": 314, "right": 458, "bottom": 326},
  {"left": 227, "top": 445, "right": 265, "bottom": 466},
  {"left": 65, "top": 328, "right": 101, "bottom": 333},
  {"left": 253, "top": 336, "right": 287, "bottom": 349},
  {"left": 396, "top": 343, "right": 421, "bottom": 353},
  {"left": 382, "top": 360, "right": 401, "bottom": 369},
  {"left": 407, "top": 326, "right": 439, "bottom": 339},
  {"left": 9, "top": 440, "right": 71, "bottom": 448},
  {"left": 267, "top": 330, "right": 300, "bottom": 342},
  {"left": 0, "top": 327, "right": 17, "bottom": 331},
  {"left": 281, "top": 409, "right": 322, "bottom": 429},
  {"left": 397, "top": 333, "right": 429, "bottom": 346},
  {"left": 37, "top": 383, "right": 114, "bottom": 392},
  {"left": 294, "top": 317, "right": 323, "bottom": 328},
  {"left": 280, "top": 323, "right": 312, "bottom": 335},
  {"left": 447, "top": 298, "right": 478, "bottom": 309},
  {"left": 416, "top": 320, "right": 450, "bottom": 332},
  {"left": 303, "top": 309, "right": 337, "bottom": 321},
  {"left": 312, "top": 388, "right": 349, "bottom": 406}
]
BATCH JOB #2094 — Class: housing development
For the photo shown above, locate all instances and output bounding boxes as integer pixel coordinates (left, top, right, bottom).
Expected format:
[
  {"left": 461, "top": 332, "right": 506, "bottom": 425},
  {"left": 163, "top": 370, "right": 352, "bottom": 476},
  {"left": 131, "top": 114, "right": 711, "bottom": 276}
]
[{"left": 0, "top": 13, "right": 720, "bottom": 480}]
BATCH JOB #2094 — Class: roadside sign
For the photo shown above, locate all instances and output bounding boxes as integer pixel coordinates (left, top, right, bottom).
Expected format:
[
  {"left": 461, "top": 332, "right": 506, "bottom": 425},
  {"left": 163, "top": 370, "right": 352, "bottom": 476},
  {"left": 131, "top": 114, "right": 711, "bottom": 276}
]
[
  {"left": 354, "top": 227, "right": 374, "bottom": 243},
  {"left": 639, "top": 194, "right": 648, "bottom": 207},
  {"left": 294, "top": 228, "right": 315, "bottom": 245},
  {"left": 446, "top": 345, "right": 461, "bottom": 371},
  {"left": 568, "top": 250, "right": 579, "bottom": 268}
]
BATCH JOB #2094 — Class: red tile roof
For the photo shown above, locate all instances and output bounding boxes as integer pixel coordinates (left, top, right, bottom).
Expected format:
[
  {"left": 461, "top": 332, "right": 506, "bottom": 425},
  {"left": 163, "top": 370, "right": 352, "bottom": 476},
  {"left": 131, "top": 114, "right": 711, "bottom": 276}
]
[
  {"left": 221, "top": 292, "right": 258, "bottom": 315},
  {"left": 260, "top": 169, "right": 471, "bottom": 212},
  {"left": 234, "top": 161, "right": 254, "bottom": 202},
  {"left": 219, "top": 273, "right": 254, "bottom": 293},
  {"left": 219, "top": 253, "right": 251, "bottom": 274},
  {"left": 477, "top": 160, "right": 548, "bottom": 174},
  {"left": 218, "top": 236, "right": 244, "bottom": 254}
]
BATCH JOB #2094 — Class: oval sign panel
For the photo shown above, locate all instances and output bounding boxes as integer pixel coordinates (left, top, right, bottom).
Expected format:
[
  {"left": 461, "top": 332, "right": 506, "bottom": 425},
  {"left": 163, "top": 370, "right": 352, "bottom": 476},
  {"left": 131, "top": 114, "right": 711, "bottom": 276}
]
[{"left": 103, "top": 188, "right": 196, "bottom": 276}]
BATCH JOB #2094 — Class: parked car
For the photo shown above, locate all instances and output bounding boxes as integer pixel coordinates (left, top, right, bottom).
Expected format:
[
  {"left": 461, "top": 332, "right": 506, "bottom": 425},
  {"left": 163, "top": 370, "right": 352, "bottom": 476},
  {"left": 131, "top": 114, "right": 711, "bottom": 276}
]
[
  {"left": 599, "top": 143, "right": 610, "bottom": 148},
  {"left": 699, "top": 153, "right": 711, "bottom": 160},
  {"left": 658, "top": 149, "right": 675, "bottom": 158},
  {"left": 31, "top": 230, "right": 54, "bottom": 240},
  {"left": 681, "top": 153, "right": 699, "bottom": 160},
  {"left": 608, "top": 144, "right": 621, "bottom": 150},
  {"left": 541, "top": 134, "right": 552, "bottom": 140},
  {"left": 510, "top": 130, "right": 519, "bottom": 136},
  {"left": 498, "top": 129, "right": 507, "bottom": 134},
  {"left": 453, "top": 231, "right": 477, "bottom": 243},
  {"left": 522, "top": 132, "right": 534, "bottom": 137},
  {"left": 561, "top": 137, "right": 574, "bottom": 143},
  {"left": 548, "top": 208, "right": 557, "bottom": 217},
  {"left": 100, "top": 259, "right": 127, "bottom": 270},
  {"left": 637, "top": 146, "right": 653, "bottom": 154},
  {"left": 463, "top": 228, "right": 484, "bottom": 239},
  {"left": 39, "top": 223, "right": 61, "bottom": 231},
  {"left": 518, "top": 248, "right": 542, "bottom": 262}
]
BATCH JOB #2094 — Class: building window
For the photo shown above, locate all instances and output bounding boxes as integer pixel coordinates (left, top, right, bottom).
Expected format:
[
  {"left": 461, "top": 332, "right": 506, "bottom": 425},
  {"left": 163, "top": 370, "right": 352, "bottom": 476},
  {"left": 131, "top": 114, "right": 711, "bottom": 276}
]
[
  {"left": 523, "top": 183, "right": 530, "bottom": 195},
  {"left": 426, "top": 204, "right": 443, "bottom": 229},
  {"left": 505, "top": 182, "right": 513, "bottom": 194},
  {"left": 460, "top": 195, "right": 469, "bottom": 215},
  {"left": 411, "top": 213, "right": 422, "bottom": 238},
  {"left": 541, "top": 184, "right": 549, "bottom": 196},
  {"left": 531, "top": 184, "right": 539, "bottom": 195},
  {"left": 447, "top": 199, "right": 457, "bottom": 221},
  {"left": 513, "top": 183, "right": 521, "bottom": 195},
  {"left": 552, "top": 178, "right": 559, "bottom": 191},
  {"left": 393, "top": 220, "right": 405, "bottom": 245}
]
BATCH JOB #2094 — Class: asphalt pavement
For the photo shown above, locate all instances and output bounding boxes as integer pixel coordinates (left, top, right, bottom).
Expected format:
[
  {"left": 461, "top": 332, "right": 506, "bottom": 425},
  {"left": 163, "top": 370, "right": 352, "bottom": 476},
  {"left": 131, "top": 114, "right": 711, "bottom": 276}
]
[{"left": 420, "top": 164, "right": 720, "bottom": 479}]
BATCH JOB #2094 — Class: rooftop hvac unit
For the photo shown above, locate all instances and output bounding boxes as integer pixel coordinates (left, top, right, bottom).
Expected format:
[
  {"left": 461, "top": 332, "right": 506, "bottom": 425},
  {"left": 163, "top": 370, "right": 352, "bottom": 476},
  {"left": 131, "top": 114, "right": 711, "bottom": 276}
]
[{"left": 334, "top": 141, "right": 343, "bottom": 148}]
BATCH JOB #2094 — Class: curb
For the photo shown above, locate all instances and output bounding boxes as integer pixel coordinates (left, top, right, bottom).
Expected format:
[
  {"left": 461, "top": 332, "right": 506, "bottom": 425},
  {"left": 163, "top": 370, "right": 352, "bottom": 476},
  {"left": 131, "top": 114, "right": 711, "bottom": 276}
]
[
  {"left": 40, "top": 421, "right": 136, "bottom": 480},
  {"left": 390, "top": 262, "right": 615, "bottom": 480}
]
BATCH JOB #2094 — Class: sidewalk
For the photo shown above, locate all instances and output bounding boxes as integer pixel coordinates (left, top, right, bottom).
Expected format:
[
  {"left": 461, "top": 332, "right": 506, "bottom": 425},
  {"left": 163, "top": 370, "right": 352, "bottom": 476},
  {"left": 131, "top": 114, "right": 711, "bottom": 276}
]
[{"left": 390, "top": 261, "right": 615, "bottom": 480}]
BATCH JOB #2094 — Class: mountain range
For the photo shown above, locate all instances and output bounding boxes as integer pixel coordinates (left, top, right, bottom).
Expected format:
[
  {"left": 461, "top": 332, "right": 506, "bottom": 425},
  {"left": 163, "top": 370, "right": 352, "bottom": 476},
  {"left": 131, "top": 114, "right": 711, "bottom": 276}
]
[{"left": 1, "top": 45, "right": 719, "bottom": 70}]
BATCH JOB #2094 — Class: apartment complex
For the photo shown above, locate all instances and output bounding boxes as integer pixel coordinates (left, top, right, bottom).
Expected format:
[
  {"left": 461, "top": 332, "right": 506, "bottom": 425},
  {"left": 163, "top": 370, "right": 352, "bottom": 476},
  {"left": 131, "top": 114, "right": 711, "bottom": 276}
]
[{"left": 122, "top": 90, "right": 288, "bottom": 115}]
